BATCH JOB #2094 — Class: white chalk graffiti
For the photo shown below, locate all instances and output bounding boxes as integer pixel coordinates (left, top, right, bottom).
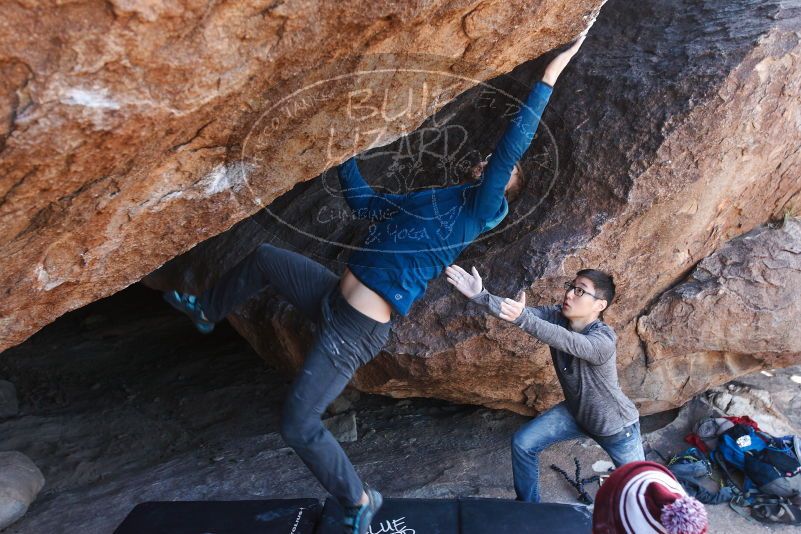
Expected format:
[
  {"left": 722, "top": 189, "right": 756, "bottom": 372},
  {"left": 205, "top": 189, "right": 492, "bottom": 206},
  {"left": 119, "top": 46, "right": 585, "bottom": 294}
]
[{"left": 367, "top": 516, "right": 415, "bottom": 534}]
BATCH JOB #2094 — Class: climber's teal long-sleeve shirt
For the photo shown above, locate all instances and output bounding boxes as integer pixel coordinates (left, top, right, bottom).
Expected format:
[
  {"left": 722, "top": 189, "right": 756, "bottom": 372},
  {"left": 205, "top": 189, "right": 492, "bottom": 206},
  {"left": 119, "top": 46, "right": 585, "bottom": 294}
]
[{"left": 338, "top": 81, "right": 553, "bottom": 316}]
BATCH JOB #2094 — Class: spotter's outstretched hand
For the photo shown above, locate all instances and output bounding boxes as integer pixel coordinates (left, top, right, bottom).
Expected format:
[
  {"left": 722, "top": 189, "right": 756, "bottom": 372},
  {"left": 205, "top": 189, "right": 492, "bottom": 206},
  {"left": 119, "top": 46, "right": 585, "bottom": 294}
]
[
  {"left": 446, "top": 264, "right": 483, "bottom": 299},
  {"left": 499, "top": 290, "right": 526, "bottom": 322}
]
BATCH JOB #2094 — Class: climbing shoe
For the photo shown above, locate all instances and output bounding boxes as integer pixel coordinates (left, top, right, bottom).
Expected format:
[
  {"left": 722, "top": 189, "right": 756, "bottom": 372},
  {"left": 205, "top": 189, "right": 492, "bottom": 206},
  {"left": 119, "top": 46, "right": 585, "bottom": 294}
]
[
  {"left": 162, "top": 290, "right": 215, "bottom": 334},
  {"left": 342, "top": 485, "right": 382, "bottom": 534}
]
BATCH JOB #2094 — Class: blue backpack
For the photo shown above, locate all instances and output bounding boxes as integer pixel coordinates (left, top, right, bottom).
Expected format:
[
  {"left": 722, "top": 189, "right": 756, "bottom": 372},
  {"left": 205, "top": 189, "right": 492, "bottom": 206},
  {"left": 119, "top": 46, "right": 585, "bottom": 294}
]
[
  {"left": 713, "top": 424, "right": 767, "bottom": 473},
  {"left": 712, "top": 423, "right": 801, "bottom": 499}
]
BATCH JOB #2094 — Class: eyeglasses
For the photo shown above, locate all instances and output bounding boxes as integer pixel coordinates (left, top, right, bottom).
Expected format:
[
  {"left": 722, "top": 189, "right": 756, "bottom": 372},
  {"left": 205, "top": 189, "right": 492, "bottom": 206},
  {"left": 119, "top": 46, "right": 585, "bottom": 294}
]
[{"left": 564, "top": 282, "right": 601, "bottom": 300}]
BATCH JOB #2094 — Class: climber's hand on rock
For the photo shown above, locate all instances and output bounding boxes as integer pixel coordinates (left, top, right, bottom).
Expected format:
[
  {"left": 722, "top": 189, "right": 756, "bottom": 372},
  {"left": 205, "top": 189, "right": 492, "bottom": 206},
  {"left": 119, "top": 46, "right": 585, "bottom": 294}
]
[
  {"left": 542, "top": 31, "right": 589, "bottom": 86},
  {"left": 499, "top": 291, "right": 526, "bottom": 322},
  {"left": 446, "top": 264, "right": 483, "bottom": 299}
]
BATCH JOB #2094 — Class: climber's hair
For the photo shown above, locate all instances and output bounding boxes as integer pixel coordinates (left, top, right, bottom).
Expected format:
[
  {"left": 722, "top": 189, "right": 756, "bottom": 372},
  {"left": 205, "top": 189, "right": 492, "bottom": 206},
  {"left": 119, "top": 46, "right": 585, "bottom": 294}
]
[{"left": 576, "top": 268, "right": 615, "bottom": 313}]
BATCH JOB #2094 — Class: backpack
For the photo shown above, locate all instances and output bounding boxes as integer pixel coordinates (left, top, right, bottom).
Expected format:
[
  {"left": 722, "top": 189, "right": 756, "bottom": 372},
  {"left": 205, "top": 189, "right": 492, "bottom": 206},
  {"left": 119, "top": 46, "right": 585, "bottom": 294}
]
[
  {"left": 712, "top": 423, "right": 801, "bottom": 499},
  {"left": 744, "top": 436, "right": 801, "bottom": 499},
  {"left": 713, "top": 424, "right": 767, "bottom": 474}
]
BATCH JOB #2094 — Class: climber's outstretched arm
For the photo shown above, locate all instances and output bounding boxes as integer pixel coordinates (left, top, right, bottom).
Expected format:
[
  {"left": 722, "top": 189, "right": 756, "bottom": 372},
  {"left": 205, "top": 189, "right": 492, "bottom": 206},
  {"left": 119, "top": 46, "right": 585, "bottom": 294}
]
[
  {"left": 447, "top": 263, "right": 614, "bottom": 365},
  {"left": 446, "top": 263, "right": 553, "bottom": 322},
  {"left": 472, "top": 33, "right": 589, "bottom": 220}
]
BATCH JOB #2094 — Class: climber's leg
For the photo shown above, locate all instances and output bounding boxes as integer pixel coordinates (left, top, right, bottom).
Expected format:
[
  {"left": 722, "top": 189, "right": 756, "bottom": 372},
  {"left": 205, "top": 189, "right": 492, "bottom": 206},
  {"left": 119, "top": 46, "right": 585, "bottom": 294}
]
[
  {"left": 280, "top": 282, "right": 392, "bottom": 505},
  {"left": 198, "top": 243, "right": 338, "bottom": 323}
]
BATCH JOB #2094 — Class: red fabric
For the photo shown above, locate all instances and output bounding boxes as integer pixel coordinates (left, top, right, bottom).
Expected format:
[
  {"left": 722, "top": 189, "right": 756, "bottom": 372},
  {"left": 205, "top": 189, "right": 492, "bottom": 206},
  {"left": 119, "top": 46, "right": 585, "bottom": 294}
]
[
  {"left": 683, "top": 417, "right": 759, "bottom": 454},
  {"left": 725, "top": 415, "right": 760, "bottom": 431},
  {"left": 592, "top": 461, "right": 708, "bottom": 534},
  {"left": 684, "top": 433, "right": 709, "bottom": 454}
]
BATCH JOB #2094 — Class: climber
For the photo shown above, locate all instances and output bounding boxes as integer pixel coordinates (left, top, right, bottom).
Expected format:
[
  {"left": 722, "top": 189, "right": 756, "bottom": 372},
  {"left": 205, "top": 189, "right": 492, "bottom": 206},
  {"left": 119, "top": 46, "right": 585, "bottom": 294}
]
[
  {"left": 446, "top": 265, "right": 644, "bottom": 502},
  {"left": 162, "top": 32, "right": 589, "bottom": 534}
]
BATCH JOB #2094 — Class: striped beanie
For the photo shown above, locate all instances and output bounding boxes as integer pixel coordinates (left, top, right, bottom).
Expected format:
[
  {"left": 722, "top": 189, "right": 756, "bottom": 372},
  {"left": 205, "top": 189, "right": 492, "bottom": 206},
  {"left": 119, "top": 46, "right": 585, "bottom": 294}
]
[{"left": 592, "top": 461, "right": 708, "bottom": 534}]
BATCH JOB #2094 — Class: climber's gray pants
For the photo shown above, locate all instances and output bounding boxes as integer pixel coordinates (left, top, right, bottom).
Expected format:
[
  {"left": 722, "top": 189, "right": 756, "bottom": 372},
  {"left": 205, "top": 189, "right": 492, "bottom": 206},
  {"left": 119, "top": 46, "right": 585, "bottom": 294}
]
[{"left": 199, "top": 243, "right": 392, "bottom": 505}]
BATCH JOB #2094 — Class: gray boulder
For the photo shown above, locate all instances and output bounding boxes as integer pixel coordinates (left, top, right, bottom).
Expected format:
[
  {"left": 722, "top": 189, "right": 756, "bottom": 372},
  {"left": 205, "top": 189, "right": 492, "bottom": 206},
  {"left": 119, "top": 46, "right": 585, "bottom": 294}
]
[{"left": 0, "top": 451, "right": 45, "bottom": 530}]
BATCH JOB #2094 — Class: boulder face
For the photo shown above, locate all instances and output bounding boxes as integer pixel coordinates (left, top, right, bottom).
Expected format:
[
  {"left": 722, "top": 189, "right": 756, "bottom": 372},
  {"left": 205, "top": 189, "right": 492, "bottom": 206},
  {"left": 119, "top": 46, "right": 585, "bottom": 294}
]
[
  {"left": 144, "top": 0, "right": 801, "bottom": 416},
  {"left": 637, "top": 218, "right": 801, "bottom": 410},
  {"left": 0, "top": 0, "right": 604, "bottom": 351}
]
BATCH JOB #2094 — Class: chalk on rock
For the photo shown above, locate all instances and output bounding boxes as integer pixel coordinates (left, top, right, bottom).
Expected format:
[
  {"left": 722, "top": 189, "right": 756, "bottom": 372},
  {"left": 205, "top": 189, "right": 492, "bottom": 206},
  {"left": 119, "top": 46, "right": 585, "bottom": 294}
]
[
  {"left": 0, "top": 451, "right": 46, "bottom": 530},
  {"left": 322, "top": 412, "right": 358, "bottom": 443},
  {"left": 0, "top": 380, "right": 18, "bottom": 418}
]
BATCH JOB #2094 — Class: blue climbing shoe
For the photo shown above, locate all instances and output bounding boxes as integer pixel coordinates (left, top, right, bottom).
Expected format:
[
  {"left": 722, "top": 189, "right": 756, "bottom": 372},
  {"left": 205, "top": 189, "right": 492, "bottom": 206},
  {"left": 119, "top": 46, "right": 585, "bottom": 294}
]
[
  {"left": 342, "top": 486, "right": 382, "bottom": 534},
  {"left": 162, "top": 290, "right": 215, "bottom": 334}
]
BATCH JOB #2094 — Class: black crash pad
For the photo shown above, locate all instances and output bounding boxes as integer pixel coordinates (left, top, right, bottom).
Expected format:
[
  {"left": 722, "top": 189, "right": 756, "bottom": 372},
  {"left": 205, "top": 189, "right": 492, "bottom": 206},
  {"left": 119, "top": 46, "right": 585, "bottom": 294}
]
[
  {"left": 114, "top": 497, "right": 592, "bottom": 533},
  {"left": 315, "top": 497, "right": 460, "bottom": 534},
  {"left": 113, "top": 499, "right": 321, "bottom": 534},
  {"left": 459, "top": 498, "right": 592, "bottom": 534}
]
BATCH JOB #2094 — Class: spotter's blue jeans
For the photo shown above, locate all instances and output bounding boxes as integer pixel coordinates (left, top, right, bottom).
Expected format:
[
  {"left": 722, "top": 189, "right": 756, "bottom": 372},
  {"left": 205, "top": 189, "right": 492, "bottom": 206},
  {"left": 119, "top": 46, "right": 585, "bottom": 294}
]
[{"left": 511, "top": 401, "right": 644, "bottom": 502}]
